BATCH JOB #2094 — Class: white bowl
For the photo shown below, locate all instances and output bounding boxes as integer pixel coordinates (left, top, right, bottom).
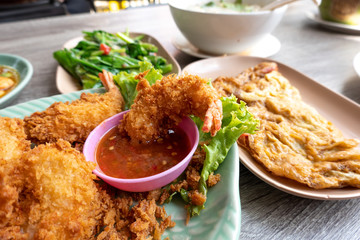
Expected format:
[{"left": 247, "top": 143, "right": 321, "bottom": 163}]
[{"left": 169, "top": 0, "right": 287, "bottom": 55}]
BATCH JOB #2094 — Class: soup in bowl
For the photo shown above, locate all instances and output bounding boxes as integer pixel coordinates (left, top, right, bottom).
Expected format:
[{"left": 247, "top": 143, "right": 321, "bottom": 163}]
[{"left": 169, "top": 0, "right": 287, "bottom": 55}]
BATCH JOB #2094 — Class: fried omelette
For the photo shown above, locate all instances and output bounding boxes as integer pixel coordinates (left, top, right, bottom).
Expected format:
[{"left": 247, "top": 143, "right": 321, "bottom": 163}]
[{"left": 213, "top": 62, "right": 360, "bottom": 189}]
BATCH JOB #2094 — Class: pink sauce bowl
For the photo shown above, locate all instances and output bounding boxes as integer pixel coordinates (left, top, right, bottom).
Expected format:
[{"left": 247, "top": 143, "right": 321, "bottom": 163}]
[{"left": 83, "top": 110, "right": 199, "bottom": 192}]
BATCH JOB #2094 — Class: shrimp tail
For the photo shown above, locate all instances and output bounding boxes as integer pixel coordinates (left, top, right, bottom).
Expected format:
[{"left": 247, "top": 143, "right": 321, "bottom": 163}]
[
  {"left": 99, "top": 69, "right": 125, "bottom": 109},
  {"left": 202, "top": 99, "right": 222, "bottom": 137},
  {"left": 99, "top": 69, "right": 113, "bottom": 91}
]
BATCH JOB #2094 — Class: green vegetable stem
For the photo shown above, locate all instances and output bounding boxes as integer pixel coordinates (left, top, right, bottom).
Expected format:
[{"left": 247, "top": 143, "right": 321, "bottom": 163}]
[{"left": 53, "top": 30, "right": 173, "bottom": 89}]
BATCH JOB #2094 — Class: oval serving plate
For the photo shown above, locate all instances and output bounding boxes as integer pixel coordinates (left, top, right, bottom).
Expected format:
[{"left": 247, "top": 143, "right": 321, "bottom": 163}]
[
  {"left": 56, "top": 32, "right": 181, "bottom": 94},
  {"left": 0, "top": 53, "right": 33, "bottom": 108},
  {"left": 0, "top": 89, "right": 241, "bottom": 239},
  {"left": 183, "top": 55, "right": 360, "bottom": 200}
]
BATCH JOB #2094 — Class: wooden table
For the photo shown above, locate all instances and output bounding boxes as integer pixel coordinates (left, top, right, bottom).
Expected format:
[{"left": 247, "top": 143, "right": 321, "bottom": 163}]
[{"left": 1, "top": 3, "right": 360, "bottom": 239}]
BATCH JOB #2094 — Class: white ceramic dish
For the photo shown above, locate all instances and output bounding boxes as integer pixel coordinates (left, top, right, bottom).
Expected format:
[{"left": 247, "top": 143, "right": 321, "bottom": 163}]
[
  {"left": 169, "top": 0, "right": 287, "bottom": 55},
  {"left": 56, "top": 33, "right": 181, "bottom": 94},
  {"left": 353, "top": 51, "right": 360, "bottom": 78},
  {"left": 172, "top": 33, "right": 281, "bottom": 58},
  {"left": 306, "top": 11, "right": 360, "bottom": 35},
  {"left": 183, "top": 55, "right": 360, "bottom": 200}
]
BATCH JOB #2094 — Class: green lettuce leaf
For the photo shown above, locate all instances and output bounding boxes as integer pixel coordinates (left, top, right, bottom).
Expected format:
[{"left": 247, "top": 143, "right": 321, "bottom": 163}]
[
  {"left": 113, "top": 61, "right": 163, "bottom": 110},
  {"left": 113, "top": 71, "right": 138, "bottom": 110},
  {"left": 188, "top": 95, "right": 259, "bottom": 216}
]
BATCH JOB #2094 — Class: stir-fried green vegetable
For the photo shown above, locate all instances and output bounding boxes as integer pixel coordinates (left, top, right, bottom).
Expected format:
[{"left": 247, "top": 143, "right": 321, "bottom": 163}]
[
  {"left": 114, "top": 64, "right": 259, "bottom": 217},
  {"left": 53, "top": 30, "right": 173, "bottom": 89}
]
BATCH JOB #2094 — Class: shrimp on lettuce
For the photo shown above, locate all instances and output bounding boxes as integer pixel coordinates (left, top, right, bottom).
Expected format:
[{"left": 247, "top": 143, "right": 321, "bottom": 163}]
[
  {"left": 117, "top": 70, "right": 223, "bottom": 144},
  {"left": 112, "top": 64, "right": 259, "bottom": 216}
]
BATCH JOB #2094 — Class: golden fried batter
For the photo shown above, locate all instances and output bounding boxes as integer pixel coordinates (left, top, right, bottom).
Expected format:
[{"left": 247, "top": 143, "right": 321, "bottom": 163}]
[
  {"left": 1, "top": 69, "right": 230, "bottom": 238},
  {"left": 95, "top": 186, "right": 176, "bottom": 240},
  {"left": 24, "top": 71, "right": 124, "bottom": 145},
  {"left": 213, "top": 62, "right": 360, "bottom": 189},
  {"left": 0, "top": 117, "right": 30, "bottom": 237},
  {"left": 120, "top": 72, "right": 222, "bottom": 143},
  {"left": 23, "top": 140, "right": 102, "bottom": 240},
  {"left": 0, "top": 133, "right": 175, "bottom": 240}
]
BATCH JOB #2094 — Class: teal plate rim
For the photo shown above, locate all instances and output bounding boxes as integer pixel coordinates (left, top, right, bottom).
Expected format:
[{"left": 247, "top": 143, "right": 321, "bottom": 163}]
[
  {"left": 0, "top": 89, "right": 241, "bottom": 240},
  {"left": 0, "top": 53, "right": 33, "bottom": 108}
]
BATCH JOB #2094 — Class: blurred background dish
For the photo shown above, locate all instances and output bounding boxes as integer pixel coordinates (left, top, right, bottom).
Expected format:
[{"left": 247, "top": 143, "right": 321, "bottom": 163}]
[
  {"left": 169, "top": 0, "right": 287, "bottom": 55},
  {"left": 0, "top": 53, "right": 33, "bottom": 108},
  {"left": 354, "top": 51, "right": 360, "bottom": 78},
  {"left": 306, "top": 0, "right": 360, "bottom": 34},
  {"left": 318, "top": 0, "right": 360, "bottom": 26},
  {"left": 306, "top": 10, "right": 360, "bottom": 34},
  {"left": 172, "top": 32, "right": 281, "bottom": 58}
]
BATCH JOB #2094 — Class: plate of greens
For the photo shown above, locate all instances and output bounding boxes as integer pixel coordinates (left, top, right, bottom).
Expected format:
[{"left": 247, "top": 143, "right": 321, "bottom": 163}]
[{"left": 54, "top": 30, "right": 181, "bottom": 94}]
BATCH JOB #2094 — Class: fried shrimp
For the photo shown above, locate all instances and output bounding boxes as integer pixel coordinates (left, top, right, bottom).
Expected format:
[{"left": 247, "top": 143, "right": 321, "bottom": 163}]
[
  {"left": 0, "top": 117, "right": 30, "bottom": 237},
  {"left": 23, "top": 140, "right": 102, "bottom": 240},
  {"left": 24, "top": 70, "right": 124, "bottom": 145},
  {"left": 120, "top": 71, "right": 222, "bottom": 143}
]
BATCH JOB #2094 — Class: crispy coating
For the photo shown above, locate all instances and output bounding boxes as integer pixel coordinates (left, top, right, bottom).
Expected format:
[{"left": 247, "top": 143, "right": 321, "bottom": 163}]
[
  {"left": 24, "top": 74, "right": 124, "bottom": 145},
  {"left": 23, "top": 140, "right": 102, "bottom": 240},
  {"left": 1, "top": 69, "right": 231, "bottom": 238},
  {"left": 0, "top": 133, "right": 176, "bottom": 240},
  {"left": 120, "top": 72, "right": 222, "bottom": 143},
  {"left": 94, "top": 186, "right": 176, "bottom": 240},
  {"left": 213, "top": 62, "right": 360, "bottom": 189},
  {"left": 0, "top": 117, "right": 30, "bottom": 235},
  {"left": 207, "top": 173, "right": 221, "bottom": 187},
  {"left": 129, "top": 199, "right": 175, "bottom": 239}
]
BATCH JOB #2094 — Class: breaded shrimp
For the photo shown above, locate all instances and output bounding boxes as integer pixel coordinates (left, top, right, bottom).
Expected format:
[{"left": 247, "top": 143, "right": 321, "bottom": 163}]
[
  {"left": 0, "top": 117, "right": 176, "bottom": 239},
  {"left": 0, "top": 117, "right": 30, "bottom": 234},
  {"left": 23, "top": 140, "right": 102, "bottom": 240},
  {"left": 120, "top": 71, "right": 222, "bottom": 143},
  {"left": 24, "top": 70, "right": 124, "bottom": 145}
]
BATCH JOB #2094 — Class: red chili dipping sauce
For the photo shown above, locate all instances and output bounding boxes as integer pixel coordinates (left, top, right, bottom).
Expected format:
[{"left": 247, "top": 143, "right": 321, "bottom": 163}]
[{"left": 96, "top": 127, "right": 191, "bottom": 179}]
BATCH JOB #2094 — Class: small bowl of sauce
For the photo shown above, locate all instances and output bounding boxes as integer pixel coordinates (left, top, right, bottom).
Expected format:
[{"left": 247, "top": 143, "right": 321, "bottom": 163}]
[
  {"left": 83, "top": 110, "right": 199, "bottom": 192},
  {"left": 0, "top": 65, "right": 19, "bottom": 98},
  {"left": 0, "top": 53, "right": 33, "bottom": 108}
]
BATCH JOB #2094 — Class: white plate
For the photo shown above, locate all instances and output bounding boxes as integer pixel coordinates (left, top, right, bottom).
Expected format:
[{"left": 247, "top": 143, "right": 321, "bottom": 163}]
[
  {"left": 172, "top": 33, "right": 281, "bottom": 58},
  {"left": 306, "top": 11, "right": 360, "bottom": 35},
  {"left": 183, "top": 55, "right": 360, "bottom": 200},
  {"left": 56, "top": 33, "right": 181, "bottom": 94},
  {"left": 354, "top": 51, "right": 360, "bottom": 78}
]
